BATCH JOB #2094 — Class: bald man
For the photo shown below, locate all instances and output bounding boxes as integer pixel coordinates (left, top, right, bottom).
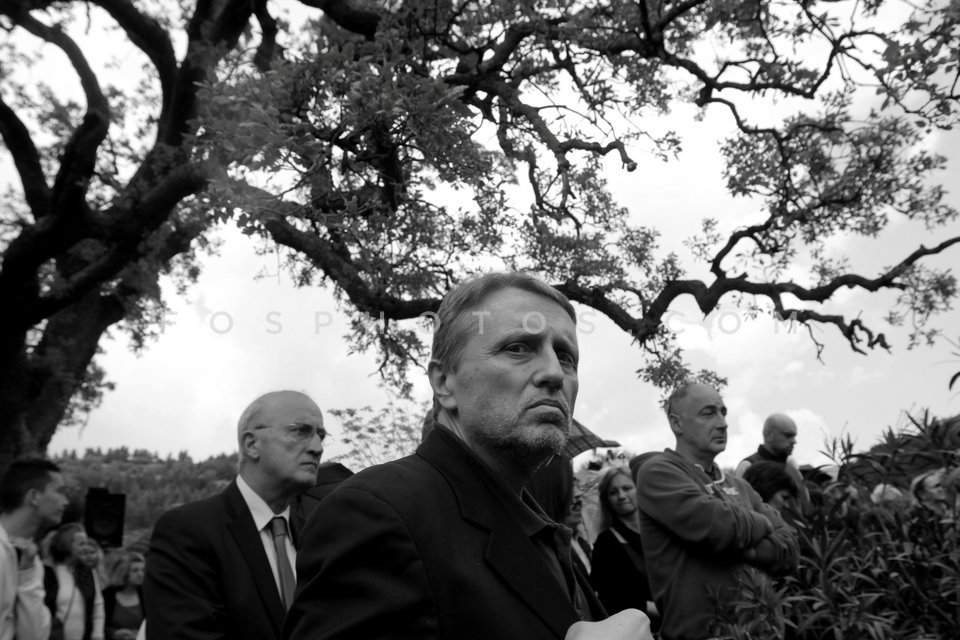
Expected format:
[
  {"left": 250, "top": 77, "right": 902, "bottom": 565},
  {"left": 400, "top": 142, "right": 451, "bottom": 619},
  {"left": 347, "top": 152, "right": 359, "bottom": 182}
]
[
  {"left": 636, "top": 383, "right": 798, "bottom": 640},
  {"left": 145, "top": 390, "right": 325, "bottom": 640},
  {"left": 734, "top": 414, "right": 806, "bottom": 497}
]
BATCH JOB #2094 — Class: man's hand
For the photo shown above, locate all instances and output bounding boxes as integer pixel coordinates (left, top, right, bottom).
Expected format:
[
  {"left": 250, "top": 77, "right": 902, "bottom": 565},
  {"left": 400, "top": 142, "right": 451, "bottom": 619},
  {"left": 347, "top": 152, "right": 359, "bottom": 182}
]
[
  {"left": 565, "top": 609, "right": 653, "bottom": 640},
  {"left": 10, "top": 536, "right": 38, "bottom": 571}
]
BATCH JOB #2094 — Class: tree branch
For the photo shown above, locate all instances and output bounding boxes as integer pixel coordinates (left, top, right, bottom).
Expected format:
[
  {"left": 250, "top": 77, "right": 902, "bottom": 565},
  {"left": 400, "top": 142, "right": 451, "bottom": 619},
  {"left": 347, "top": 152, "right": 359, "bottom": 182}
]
[
  {"left": 14, "top": 11, "right": 110, "bottom": 220},
  {"left": 262, "top": 212, "right": 438, "bottom": 319},
  {"left": 28, "top": 164, "right": 211, "bottom": 324},
  {"left": 92, "top": 0, "right": 178, "bottom": 114},
  {"left": 300, "top": 0, "right": 382, "bottom": 40},
  {"left": 253, "top": 0, "right": 279, "bottom": 71},
  {"left": 225, "top": 181, "right": 436, "bottom": 319},
  {"left": 0, "top": 96, "right": 51, "bottom": 218}
]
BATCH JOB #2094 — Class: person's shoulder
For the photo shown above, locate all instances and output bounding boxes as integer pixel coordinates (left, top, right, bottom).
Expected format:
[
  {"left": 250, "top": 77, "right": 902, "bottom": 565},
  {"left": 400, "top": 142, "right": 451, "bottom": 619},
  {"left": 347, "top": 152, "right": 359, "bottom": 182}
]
[
  {"left": 636, "top": 450, "right": 681, "bottom": 477},
  {"left": 153, "top": 487, "right": 229, "bottom": 533},
  {"left": 327, "top": 454, "right": 437, "bottom": 504},
  {"left": 593, "top": 528, "right": 618, "bottom": 546}
]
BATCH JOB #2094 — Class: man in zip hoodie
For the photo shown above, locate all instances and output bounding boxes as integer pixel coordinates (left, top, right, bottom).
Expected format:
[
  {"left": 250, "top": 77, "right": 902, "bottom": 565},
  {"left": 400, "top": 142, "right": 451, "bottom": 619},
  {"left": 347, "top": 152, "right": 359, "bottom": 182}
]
[{"left": 635, "top": 383, "right": 799, "bottom": 640}]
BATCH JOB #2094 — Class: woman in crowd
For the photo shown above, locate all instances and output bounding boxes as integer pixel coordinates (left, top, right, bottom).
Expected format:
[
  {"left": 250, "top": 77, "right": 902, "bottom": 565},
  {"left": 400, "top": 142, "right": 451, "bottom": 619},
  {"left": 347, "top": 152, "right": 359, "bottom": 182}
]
[
  {"left": 589, "top": 466, "right": 658, "bottom": 628},
  {"left": 910, "top": 467, "right": 949, "bottom": 517},
  {"left": 102, "top": 551, "right": 146, "bottom": 640},
  {"left": 742, "top": 460, "right": 802, "bottom": 525},
  {"left": 44, "top": 522, "right": 106, "bottom": 640}
]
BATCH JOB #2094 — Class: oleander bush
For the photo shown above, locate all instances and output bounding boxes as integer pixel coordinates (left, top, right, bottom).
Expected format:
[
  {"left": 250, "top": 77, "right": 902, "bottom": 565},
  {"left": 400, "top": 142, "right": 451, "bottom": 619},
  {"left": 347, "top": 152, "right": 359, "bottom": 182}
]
[{"left": 713, "top": 414, "right": 959, "bottom": 639}]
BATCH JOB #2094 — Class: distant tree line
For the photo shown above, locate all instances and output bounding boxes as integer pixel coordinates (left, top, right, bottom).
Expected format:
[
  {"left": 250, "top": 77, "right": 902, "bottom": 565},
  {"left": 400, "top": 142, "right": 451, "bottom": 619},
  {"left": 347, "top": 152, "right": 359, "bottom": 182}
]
[{"left": 52, "top": 447, "right": 238, "bottom": 543}]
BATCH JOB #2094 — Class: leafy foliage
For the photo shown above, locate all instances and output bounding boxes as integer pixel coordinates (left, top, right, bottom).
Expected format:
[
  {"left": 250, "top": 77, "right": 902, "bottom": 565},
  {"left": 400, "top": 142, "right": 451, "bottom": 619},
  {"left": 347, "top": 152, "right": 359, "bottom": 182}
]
[
  {"left": 328, "top": 401, "right": 428, "bottom": 471},
  {"left": 712, "top": 413, "right": 960, "bottom": 639},
  {"left": 2, "top": 0, "right": 959, "bottom": 469},
  {"left": 51, "top": 447, "right": 238, "bottom": 545}
]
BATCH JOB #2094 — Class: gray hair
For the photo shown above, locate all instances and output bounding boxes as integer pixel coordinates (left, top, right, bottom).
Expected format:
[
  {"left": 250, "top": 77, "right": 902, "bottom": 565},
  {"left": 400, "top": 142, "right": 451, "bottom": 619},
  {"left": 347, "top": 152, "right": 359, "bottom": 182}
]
[
  {"left": 430, "top": 271, "right": 576, "bottom": 373},
  {"left": 664, "top": 381, "right": 700, "bottom": 419},
  {"left": 236, "top": 390, "right": 313, "bottom": 464}
]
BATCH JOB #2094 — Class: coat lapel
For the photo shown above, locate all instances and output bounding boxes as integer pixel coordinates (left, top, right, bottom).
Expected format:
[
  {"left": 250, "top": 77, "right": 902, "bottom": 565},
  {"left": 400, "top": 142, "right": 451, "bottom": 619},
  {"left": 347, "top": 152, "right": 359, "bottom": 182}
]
[
  {"left": 419, "top": 428, "right": 579, "bottom": 638},
  {"left": 222, "top": 482, "right": 286, "bottom": 631}
]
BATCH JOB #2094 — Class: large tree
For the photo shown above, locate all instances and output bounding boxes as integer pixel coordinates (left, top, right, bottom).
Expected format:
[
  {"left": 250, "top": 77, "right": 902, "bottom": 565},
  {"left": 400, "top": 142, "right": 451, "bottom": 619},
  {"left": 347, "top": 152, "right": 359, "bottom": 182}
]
[{"left": 1, "top": 0, "right": 958, "bottom": 471}]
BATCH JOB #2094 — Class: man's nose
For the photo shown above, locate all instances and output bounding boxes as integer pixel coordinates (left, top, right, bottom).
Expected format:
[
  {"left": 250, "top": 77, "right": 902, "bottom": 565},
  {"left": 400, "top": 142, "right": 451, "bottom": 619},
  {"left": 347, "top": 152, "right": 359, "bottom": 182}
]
[
  {"left": 307, "top": 432, "right": 325, "bottom": 455},
  {"left": 532, "top": 350, "right": 565, "bottom": 388}
]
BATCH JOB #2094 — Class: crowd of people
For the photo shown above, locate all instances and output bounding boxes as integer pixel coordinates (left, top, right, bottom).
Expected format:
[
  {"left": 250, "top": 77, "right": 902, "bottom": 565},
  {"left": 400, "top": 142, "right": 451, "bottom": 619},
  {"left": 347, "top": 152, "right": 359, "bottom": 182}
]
[
  {"left": 0, "top": 465, "right": 147, "bottom": 640},
  {"left": 2, "top": 271, "right": 958, "bottom": 640}
]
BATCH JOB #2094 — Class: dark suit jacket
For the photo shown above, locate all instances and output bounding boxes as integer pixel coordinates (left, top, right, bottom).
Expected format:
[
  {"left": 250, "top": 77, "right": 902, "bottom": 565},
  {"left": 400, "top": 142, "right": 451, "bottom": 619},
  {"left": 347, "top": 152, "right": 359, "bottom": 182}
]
[
  {"left": 144, "top": 481, "right": 287, "bottom": 640},
  {"left": 284, "top": 426, "right": 605, "bottom": 640}
]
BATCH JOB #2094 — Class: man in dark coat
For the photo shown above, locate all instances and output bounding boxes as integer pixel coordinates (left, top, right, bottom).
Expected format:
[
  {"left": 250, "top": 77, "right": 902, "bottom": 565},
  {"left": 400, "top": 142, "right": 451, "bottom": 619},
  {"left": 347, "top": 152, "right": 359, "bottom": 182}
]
[
  {"left": 144, "top": 390, "right": 325, "bottom": 640},
  {"left": 285, "top": 272, "right": 651, "bottom": 640}
]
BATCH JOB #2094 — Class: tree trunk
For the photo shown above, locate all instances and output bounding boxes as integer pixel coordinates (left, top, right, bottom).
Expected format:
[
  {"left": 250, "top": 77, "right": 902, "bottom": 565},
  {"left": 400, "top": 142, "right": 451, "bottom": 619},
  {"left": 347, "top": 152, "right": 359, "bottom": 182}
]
[{"left": 0, "top": 290, "right": 122, "bottom": 477}]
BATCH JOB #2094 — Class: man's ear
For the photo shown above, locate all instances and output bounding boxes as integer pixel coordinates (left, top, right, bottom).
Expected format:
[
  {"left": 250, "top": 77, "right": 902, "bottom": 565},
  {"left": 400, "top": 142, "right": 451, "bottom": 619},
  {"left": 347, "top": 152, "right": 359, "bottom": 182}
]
[
  {"left": 240, "top": 431, "right": 261, "bottom": 461},
  {"left": 25, "top": 487, "right": 39, "bottom": 507},
  {"left": 428, "top": 360, "right": 458, "bottom": 411},
  {"left": 667, "top": 413, "right": 683, "bottom": 439}
]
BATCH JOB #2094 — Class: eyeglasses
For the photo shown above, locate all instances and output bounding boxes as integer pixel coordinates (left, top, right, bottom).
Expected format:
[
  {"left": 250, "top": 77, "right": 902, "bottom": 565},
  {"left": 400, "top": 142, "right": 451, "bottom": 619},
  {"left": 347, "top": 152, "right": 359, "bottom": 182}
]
[{"left": 254, "top": 423, "right": 327, "bottom": 443}]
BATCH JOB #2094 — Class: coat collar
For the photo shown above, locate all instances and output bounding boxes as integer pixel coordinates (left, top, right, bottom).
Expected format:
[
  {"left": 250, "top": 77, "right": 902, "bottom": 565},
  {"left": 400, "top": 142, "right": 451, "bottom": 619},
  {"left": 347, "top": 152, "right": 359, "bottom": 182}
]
[{"left": 417, "top": 427, "right": 594, "bottom": 636}]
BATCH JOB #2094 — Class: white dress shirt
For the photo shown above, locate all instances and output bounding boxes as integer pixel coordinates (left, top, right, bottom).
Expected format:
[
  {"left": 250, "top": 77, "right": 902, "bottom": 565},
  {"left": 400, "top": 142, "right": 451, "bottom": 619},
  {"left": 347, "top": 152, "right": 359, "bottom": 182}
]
[{"left": 236, "top": 475, "right": 297, "bottom": 598}]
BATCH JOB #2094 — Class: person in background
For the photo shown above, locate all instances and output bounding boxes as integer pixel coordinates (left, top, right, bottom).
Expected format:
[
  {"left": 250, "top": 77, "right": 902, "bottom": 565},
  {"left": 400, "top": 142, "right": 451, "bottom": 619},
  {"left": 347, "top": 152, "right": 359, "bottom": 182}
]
[
  {"left": 735, "top": 413, "right": 808, "bottom": 510},
  {"left": 44, "top": 522, "right": 105, "bottom": 640},
  {"left": 102, "top": 551, "right": 145, "bottom": 640},
  {"left": 742, "top": 461, "right": 801, "bottom": 516},
  {"left": 910, "top": 468, "right": 949, "bottom": 517},
  {"left": 589, "top": 466, "right": 658, "bottom": 629},
  {"left": 144, "top": 390, "right": 326, "bottom": 640},
  {"left": 869, "top": 483, "right": 908, "bottom": 508},
  {"left": 637, "top": 382, "right": 798, "bottom": 640},
  {"left": 564, "top": 480, "right": 592, "bottom": 579},
  {"left": 1, "top": 458, "right": 68, "bottom": 640},
  {"left": 76, "top": 538, "right": 106, "bottom": 588},
  {"left": 943, "top": 467, "right": 960, "bottom": 517}
]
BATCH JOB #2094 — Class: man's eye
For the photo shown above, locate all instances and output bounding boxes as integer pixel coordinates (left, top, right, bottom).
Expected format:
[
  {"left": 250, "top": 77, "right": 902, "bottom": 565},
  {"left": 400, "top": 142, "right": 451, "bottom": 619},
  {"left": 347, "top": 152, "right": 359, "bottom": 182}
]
[
  {"left": 504, "top": 343, "right": 531, "bottom": 354},
  {"left": 296, "top": 426, "right": 314, "bottom": 437},
  {"left": 558, "top": 352, "right": 578, "bottom": 368}
]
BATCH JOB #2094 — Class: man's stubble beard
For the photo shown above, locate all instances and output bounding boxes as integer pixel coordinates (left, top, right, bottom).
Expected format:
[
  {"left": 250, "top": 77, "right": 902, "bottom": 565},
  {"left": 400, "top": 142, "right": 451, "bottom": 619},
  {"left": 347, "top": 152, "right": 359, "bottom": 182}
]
[{"left": 469, "top": 414, "right": 571, "bottom": 473}]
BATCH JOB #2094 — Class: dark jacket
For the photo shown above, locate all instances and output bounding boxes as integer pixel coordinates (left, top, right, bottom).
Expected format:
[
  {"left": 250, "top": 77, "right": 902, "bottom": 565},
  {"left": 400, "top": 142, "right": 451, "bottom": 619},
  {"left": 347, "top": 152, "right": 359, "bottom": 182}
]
[
  {"left": 590, "top": 520, "right": 654, "bottom": 615},
  {"left": 143, "top": 481, "right": 289, "bottom": 640},
  {"left": 284, "top": 426, "right": 605, "bottom": 640}
]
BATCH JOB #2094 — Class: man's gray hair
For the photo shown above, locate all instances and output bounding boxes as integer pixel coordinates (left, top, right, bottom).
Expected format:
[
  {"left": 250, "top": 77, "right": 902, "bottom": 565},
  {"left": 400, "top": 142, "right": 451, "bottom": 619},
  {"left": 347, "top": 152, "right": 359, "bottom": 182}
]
[
  {"left": 430, "top": 271, "right": 576, "bottom": 373},
  {"left": 236, "top": 390, "right": 312, "bottom": 464},
  {"left": 664, "top": 381, "right": 700, "bottom": 419}
]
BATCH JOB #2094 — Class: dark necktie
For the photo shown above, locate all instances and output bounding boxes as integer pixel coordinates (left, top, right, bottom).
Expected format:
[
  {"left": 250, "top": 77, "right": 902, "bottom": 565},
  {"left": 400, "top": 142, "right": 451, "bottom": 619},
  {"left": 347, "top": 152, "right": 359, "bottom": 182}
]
[{"left": 269, "top": 516, "right": 296, "bottom": 609}]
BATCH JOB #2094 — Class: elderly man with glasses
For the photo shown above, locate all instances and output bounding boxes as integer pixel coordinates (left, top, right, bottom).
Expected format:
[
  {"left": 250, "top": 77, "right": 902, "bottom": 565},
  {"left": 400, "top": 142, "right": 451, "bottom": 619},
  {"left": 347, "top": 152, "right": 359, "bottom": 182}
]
[{"left": 145, "top": 390, "right": 325, "bottom": 640}]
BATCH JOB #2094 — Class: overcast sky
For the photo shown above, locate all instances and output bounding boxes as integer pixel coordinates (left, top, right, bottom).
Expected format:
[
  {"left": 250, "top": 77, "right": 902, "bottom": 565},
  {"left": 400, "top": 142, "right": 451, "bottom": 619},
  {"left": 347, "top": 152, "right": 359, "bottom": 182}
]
[
  {"left": 5, "top": 3, "right": 957, "bottom": 472},
  {"left": 47, "top": 105, "right": 960, "bottom": 472}
]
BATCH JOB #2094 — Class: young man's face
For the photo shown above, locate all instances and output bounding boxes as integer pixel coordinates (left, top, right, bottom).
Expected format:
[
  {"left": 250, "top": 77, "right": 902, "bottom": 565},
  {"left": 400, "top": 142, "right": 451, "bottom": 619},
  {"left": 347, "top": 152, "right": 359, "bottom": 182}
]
[{"left": 33, "top": 472, "right": 68, "bottom": 528}]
